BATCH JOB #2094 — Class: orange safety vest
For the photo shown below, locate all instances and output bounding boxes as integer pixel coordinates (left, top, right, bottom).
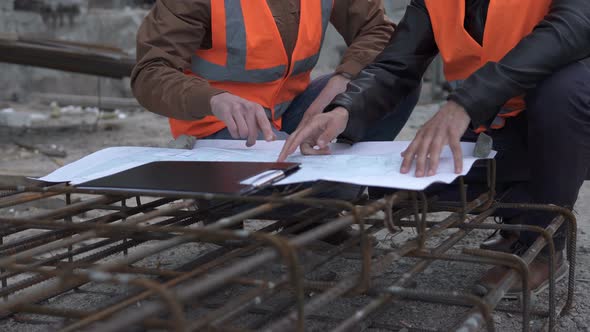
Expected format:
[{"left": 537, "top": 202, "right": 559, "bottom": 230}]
[
  {"left": 169, "top": 0, "right": 333, "bottom": 139},
  {"left": 424, "top": 0, "right": 551, "bottom": 131}
]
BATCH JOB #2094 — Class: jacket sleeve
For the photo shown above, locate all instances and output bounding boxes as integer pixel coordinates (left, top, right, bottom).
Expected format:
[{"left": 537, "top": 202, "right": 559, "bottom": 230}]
[
  {"left": 330, "top": 0, "right": 396, "bottom": 77},
  {"left": 131, "top": 0, "right": 224, "bottom": 121},
  {"left": 450, "top": 0, "right": 590, "bottom": 128},
  {"left": 326, "top": 0, "right": 439, "bottom": 143}
]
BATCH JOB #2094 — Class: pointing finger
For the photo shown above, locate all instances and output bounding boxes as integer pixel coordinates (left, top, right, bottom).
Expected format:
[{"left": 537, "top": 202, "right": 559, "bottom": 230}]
[
  {"left": 254, "top": 105, "right": 275, "bottom": 141},
  {"left": 278, "top": 123, "right": 317, "bottom": 161},
  {"left": 278, "top": 129, "right": 302, "bottom": 162},
  {"left": 244, "top": 112, "right": 258, "bottom": 147}
]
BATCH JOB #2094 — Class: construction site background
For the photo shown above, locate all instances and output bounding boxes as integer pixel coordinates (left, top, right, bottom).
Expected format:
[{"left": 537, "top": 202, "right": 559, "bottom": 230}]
[{"left": 0, "top": 0, "right": 413, "bottom": 102}]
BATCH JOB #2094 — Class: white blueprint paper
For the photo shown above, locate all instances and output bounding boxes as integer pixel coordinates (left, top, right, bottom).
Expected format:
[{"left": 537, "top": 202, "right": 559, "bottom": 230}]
[{"left": 38, "top": 140, "right": 495, "bottom": 190}]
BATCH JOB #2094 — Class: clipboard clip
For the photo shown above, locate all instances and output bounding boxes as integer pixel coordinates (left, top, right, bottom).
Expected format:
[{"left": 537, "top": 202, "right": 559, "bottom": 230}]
[
  {"left": 239, "top": 164, "right": 300, "bottom": 194},
  {"left": 240, "top": 169, "right": 289, "bottom": 188}
]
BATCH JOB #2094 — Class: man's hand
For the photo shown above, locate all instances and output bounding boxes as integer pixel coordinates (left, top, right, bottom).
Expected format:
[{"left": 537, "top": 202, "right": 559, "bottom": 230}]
[
  {"left": 210, "top": 93, "right": 276, "bottom": 147},
  {"left": 277, "top": 107, "right": 349, "bottom": 161},
  {"left": 401, "top": 101, "right": 470, "bottom": 177},
  {"left": 297, "top": 74, "right": 350, "bottom": 130}
]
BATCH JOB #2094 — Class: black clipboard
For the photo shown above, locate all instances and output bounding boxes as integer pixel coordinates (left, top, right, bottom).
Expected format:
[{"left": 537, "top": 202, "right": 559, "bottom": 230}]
[{"left": 75, "top": 161, "right": 300, "bottom": 196}]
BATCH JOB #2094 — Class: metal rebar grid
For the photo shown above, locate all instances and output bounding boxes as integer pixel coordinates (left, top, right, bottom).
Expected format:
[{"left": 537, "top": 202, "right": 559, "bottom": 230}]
[{"left": 0, "top": 161, "right": 577, "bottom": 332}]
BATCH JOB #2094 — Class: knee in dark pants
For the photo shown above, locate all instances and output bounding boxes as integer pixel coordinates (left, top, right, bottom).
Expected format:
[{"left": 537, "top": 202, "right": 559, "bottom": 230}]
[{"left": 526, "top": 61, "right": 590, "bottom": 132}]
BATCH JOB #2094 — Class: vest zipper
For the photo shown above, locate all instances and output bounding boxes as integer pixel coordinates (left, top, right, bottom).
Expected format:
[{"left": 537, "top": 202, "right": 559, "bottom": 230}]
[{"left": 269, "top": 54, "right": 293, "bottom": 122}]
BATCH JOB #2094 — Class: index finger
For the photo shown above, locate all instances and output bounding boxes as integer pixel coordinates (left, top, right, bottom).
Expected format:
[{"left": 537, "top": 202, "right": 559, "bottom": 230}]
[
  {"left": 277, "top": 126, "right": 313, "bottom": 162},
  {"left": 254, "top": 105, "right": 275, "bottom": 141},
  {"left": 277, "top": 130, "right": 302, "bottom": 162},
  {"left": 244, "top": 112, "right": 258, "bottom": 147}
]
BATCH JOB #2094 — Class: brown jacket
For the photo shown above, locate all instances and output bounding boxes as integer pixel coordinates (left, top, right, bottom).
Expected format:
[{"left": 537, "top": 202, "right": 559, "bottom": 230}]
[{"left": 131, "top": 0, "right": 395, "bottom": 120}]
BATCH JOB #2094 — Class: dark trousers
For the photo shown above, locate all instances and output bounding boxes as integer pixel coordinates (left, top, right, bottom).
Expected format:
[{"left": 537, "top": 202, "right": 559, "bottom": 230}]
[
  {"left": 440, "top": 59, "right": 590, "bottom": 251},
  {"left": 288, "top": 62, "right": 589, "bottom": 248}
]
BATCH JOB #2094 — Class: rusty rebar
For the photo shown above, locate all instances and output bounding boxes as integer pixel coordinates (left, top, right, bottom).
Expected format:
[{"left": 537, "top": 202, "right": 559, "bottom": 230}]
[
  {"left": 453, "top": 216, "right": 565, "bottom": 332},
  {"left": 330, "top": 200, "right": 495, "bottom": 332},
  {"left": 60, "top": 207, "right": 337, "bottom": 331},
  {"left": 86, "top": 194, "right": 406, "bottom": 332},
  {"left": 0, "top": 162, "right": 576, "bottom": 332}
]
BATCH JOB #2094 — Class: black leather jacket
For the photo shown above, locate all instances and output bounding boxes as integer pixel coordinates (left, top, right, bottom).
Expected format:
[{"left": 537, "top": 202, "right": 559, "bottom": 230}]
[{"left": 328, "top": 0, "right": 590, "bottom": 143}]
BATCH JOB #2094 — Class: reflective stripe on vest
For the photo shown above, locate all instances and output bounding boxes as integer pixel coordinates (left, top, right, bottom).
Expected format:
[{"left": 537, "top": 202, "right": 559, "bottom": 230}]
[
  {"left": 191, "top": 0, "right": 285, "bottom": 82},
  {"left": 426, "top": 0, "right": 551, "bottom": 131},
  {"left": 192, "top": 0, "right": 331, "bottom": 83},
  {"left": 171, "top": 0, "right": 333, "bottom": 139}
]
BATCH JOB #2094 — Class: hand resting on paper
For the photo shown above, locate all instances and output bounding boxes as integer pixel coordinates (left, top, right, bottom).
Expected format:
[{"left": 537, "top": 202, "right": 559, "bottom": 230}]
[{"left": 400, "top": 101, "right": 471, "bottom": 177}]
